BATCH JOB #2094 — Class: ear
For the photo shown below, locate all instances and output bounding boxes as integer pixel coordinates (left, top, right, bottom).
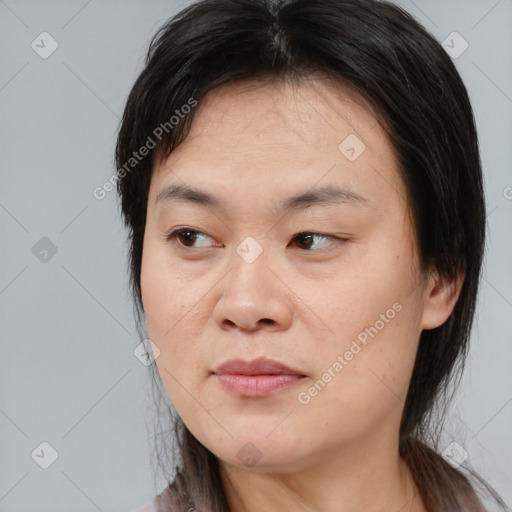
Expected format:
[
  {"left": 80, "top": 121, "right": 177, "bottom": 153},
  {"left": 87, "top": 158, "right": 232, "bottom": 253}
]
[{"left": 421, "top": 268, "right": 465, "bottom": 330}]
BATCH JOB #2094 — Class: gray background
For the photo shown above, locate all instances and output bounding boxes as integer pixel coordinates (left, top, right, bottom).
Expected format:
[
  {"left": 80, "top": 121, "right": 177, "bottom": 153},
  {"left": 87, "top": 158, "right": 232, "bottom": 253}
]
[{"left": 1, "top": 0, "right": 511, "bottom": 510}]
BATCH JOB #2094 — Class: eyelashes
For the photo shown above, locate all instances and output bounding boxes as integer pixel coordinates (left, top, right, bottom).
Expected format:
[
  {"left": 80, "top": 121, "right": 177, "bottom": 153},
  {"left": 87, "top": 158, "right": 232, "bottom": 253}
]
[
  {"left": 165, "top": 227, "right": 347, "bottom": 252},
  {"left": 166, "top": 228, "right": 222, "bottom": 248}
]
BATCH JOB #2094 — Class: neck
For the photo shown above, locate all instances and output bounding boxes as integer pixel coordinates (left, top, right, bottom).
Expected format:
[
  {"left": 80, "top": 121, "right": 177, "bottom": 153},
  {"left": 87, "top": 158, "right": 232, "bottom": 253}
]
[{"left": 219, "top": 439, "right": 426, "bottom": 512}]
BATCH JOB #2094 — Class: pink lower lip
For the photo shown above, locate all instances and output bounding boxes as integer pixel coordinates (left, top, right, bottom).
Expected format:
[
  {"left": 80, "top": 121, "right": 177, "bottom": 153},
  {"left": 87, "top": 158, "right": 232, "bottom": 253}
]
[{"left": 215, "top": 374, "right": 305, "bottom": 397}]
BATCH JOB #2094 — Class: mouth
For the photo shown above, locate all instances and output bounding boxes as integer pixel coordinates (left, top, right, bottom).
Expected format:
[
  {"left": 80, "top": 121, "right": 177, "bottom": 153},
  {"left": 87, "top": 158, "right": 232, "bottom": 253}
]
[{"left": 212, "top": 357, "right": 307, "bottom": 397}]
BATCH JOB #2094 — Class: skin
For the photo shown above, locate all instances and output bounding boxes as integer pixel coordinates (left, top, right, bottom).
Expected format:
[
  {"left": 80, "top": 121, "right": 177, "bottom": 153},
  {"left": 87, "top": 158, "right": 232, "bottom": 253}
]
[{"left": 140, "top": 75, "right": 463, "bottom": 512}]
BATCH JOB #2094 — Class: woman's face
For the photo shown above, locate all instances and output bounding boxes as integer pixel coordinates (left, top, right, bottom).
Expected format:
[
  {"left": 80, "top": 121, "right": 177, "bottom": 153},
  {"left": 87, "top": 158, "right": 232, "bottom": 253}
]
[{"left": 140, "top": 77, "right": 443, "bottom": 473}]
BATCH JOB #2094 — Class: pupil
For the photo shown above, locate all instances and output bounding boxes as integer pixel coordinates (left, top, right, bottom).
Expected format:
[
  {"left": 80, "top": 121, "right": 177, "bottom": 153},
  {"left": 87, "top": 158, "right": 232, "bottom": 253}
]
[
  {"left": 300, "top": 234, "right": 313, "bottom": 249},
  {"left": 182, "top": 231, "right": 196, "bottom": 245}
]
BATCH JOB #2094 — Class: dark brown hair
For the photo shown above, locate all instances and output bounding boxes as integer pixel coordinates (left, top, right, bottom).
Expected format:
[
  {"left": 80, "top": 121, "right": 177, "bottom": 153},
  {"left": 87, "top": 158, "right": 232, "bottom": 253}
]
[{"left": 114, "top": 0, "right": 510, "bottom": 510}]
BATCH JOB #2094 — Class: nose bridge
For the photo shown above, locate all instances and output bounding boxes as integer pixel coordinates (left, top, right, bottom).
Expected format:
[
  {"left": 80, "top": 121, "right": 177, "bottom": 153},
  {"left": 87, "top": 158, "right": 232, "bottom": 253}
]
[
  {"left": 230, "top": 234, "right": 273, "bottom": 295},
  {"left": 213, "top": 234, "right": 294, "bottom": 332},
  {"left": 235, "top": 234, "right": 267, "bottom": 267}
]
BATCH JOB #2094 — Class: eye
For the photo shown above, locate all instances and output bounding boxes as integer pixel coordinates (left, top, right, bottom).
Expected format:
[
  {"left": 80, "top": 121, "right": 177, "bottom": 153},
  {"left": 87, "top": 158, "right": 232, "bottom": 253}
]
[
  {"left": 165, "top": 228, "right": 344, "bottom": 251},
  {"left": 290, "top": 231, "right": 337, "bottom": 251},
  {"left": 166, "top": 228, "right": 220, "bottom": 248}
]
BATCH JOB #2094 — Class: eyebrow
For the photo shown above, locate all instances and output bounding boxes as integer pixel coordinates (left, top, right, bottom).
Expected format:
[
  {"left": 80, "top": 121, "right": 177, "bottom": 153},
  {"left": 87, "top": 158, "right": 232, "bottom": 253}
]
[{"left": 155, "top": 183, "right": 370, "bottom": 215}]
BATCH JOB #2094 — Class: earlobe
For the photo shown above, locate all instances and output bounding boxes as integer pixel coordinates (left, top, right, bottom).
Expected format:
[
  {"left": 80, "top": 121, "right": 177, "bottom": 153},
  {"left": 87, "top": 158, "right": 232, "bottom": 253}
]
[{"left": 421, "top": 269, "right": 464, "bottom": 330}]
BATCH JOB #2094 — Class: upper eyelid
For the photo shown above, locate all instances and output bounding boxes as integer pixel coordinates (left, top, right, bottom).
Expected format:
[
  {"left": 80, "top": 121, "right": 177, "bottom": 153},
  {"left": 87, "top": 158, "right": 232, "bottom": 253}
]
[
  {"left": 167, "top": 227, "right": 334, "bottom": 239},
  {"left": 167, "top": 227, "right": 340, "bottom": 247}
]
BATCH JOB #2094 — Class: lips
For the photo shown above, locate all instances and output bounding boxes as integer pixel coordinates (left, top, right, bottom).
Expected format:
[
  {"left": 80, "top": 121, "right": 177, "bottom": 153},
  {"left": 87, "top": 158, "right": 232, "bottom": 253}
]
[
  {"left": 213, "top": 357, "right": 306, "bottom": 377},
  {"left": 212, "top": 357, "right": 307, "bottom": 397}
]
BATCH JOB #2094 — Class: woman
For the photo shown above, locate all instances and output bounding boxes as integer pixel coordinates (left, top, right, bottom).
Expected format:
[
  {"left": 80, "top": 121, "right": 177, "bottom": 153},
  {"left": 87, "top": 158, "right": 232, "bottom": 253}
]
[{"left": 116, "top": 0, "right": 510, "bottom": 510}]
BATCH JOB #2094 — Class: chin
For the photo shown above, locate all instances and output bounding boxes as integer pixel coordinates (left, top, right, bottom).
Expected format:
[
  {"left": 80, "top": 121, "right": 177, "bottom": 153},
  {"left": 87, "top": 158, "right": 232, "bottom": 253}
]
[{"left": 202, "top": 432, "right": 303, "bottom": 471}]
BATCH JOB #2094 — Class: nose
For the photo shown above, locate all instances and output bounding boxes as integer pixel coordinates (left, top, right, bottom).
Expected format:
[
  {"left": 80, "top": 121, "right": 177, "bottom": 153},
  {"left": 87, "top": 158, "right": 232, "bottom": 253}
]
[{"left": 212, "top": 244, "right": 294, "bottom": 333}]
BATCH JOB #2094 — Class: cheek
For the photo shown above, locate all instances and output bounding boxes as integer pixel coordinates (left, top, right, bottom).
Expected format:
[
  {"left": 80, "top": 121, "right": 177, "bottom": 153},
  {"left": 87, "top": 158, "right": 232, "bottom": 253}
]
[
  {"left": 141, "top": 243, "right": 188, "bottom": 334},
  {"left": 140, "top": 246, "right": 210, "bottom": 390},
  {"left": 294, "top": 322, "right": 420, "bottom": 444},
  {"left": 292, "top": 267, "right": 423, "bottom": 424}
]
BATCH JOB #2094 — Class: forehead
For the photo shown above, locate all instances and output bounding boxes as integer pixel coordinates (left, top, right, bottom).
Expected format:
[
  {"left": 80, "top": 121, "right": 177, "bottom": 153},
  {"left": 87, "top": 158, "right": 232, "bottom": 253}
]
[
  {"left": 149, "top": 76, "right": 407, "bottom": 212},
  {"left": 173, "top": 76, "right": 385, "bottom": 154}
]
